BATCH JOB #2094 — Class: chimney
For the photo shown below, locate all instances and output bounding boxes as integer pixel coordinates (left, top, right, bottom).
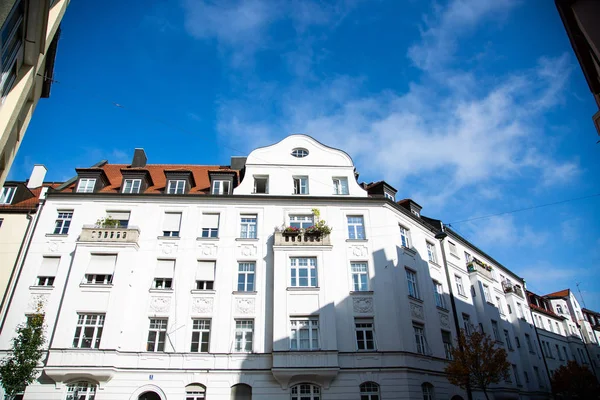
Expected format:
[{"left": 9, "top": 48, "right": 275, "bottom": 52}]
[
  {"left": 230, "top": 156, "right": 247, "bottom": 170},
  {"left": 131, "top": 148, "right": 147, "bottom": 168},
  {"left": 27, "top": 165, "right": 47, "bottom": 189}
]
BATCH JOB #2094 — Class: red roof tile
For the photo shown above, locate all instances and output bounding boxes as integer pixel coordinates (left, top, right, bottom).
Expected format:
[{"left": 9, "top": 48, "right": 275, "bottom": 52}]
[
  {"left": 544, "top": 289, "right": 571, "bottom": 299},
  {"left": 0, "top": 183, "right": 61, "bottom": 212}
]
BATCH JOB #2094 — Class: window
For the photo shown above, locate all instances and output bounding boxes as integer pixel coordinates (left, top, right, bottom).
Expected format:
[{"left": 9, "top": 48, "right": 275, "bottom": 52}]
[
  {"left": 122, "top": 179, "right": 141, "bottom": 194},
  {"left": 555, "top": 321, "right": 561, "bottom": 334},
  {"left": 72, "top": 314, "right": 105, "bottom": 349},
  {"left": 516, "top": 303, "right": 523, "bottom": 319},
  {"left": 84, "top": 254, "right": 116, "bottom": 285},
  {"left": 237, "top": 262, "right": 255, "bottom": 292},
  {"left": 433, "top": 281, "right": 446, "bottom": 309},
  {"left": 196, "top": 261, "right": 215, "bottom": 290},
  {"left": 234, "top": 320, "right": 253, "bottom": 352},
  {"left": 496, "top": 296, "right": 505, "bottom": 315},
  {"left": 399, "top": 225, "right": 410, "bottom": 247},
  {"left": 211, "top": 179, "right": 230, "bottom": 195},
  {"left": 534, "top": 366, "right": 543, "bottom": 388},
  {"left": 76, "top": 178, "right": 96, "bottom": 193},
  {"left": 462, "top": 313, "right": 471, "bottom": 335},
  {"left": 53, "top": 211, "right": 73, "bottom": 234},
  {"left": 154, "top": 259, "right": 174, "bottom": 289},
  {"left": 524, "top": 371, "right": 529, "bottom": 383},
  {"left": 185, "top": 383, "right": 206, "bottom": 400},
  {"left": 413, "top": 324, "right": 427, "bottom": 354},
  {"left": 504, "top": 330, "right": 513, "bottom": 350},
  {"left": 162, "top": 212, "right": 182, "bottom": 237},
  {"left": 105, "top": 211, "right": 130, "bottom": 228},
  {"left": 426, "top": 241, "right": 437, "bottom": 263},
  {"left": 355, "top": 318, "right": 376, "bottom": 351},
  {"left": 66, "top": 382, "right": 96, "bottom": 400},
  {"left": 525, "top": 334, "right": 534, "bottom": 353},
  {"left": 191, "top": 319, "right": 210, "bottom": 353},
  {"left": 290, "top": 257, "right": 317, "bottom": 287},
  {"left": 492, "top": 320, "right": 500, "bottom": 341},
  {"left": 36, "top": 257, "right": 59, "bottom": 286},
  {"left": 167, "top": 179, "right": 186, "bottom": 194},
  {"left": 483, "top": 284, "right": 492, "bottom": 303},
  {"left": 464, "top": 251, "right": 473, "bottom": 264},
  {"left": 347, "top": 216, "right": 366, "bottom": 239},
  {"left": 442, "top": 330, "right": 453, "bottom": 360},
  {"left": 360, "top": 382, "right": 380, "bottom": 400},
  {"left": 333, "top": 177, "right": 349, "bottom": 195},
  {"left": 562, "top": 346, "right": 568, "bottom": 360},
  {"left": 513, "top": 364, "right": 521, "bottom": 385},
  {"left": 0, "top": 0, "right": 24, "bottom": 100},
  {"left": 291, "top": 148, "right": 309, "bottom": 158},
  {"left": 0, "top": 186, "right": 15, "bottom": 204},
  {"left": 422, "top": 383, "right": 435, "bottom": 400},
  {"left": 230, "top": 384, "right": 252, "bottom": 400},
  {"left": 147, "top": 318, "right": 168, "bottom": 352},
  {"left": 515, "top": 336, "right": 521, "bottom": 348},
  {"left": 253, "top": 176, "right": 268, "bottom": 194},
  {"left": 384, "top": 191, "right": 395, "bottom": 201},
  {"left": 290, "top": 214, "right": 314, "bottom": 229},
  {"left": 201, "top": 213, "right": 219, "bottom": 238},
  {"left": 240, "top": 214, "right": 257, "bottom": 238},
  {"left": 293, "top": 176, "right": 309, "bottom": 194},
  {"left": 556, "top": 304, "right": 563, "bottom": 314},
  {"left": 548, "top": 318, "right": 553, "bottom": 332},
  {"left": 351, "top": 262, "right": 369, "bottom": 292},
  {"left": 290, "top": 318, "right": 320, "bottom": 350},
  {"left": 291, "top": 384, "right": 319, "bottom": 400},
  {"left": 557, "top": 344, "right": 563, "bottom": 360},
  {"left": 455, "top": 275, "right": 465, "bottom": 296},
  {"left": 448, "top": 241, "right": 458, "bottom": 256},
  {"left": 406, "top": 269, "right": 420, "bottom": 299}
]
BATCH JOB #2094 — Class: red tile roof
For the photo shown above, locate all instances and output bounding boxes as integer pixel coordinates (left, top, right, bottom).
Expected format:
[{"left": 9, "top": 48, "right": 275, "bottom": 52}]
[
  {"left": 59, "top": 164, "right": 238, "bottom": 194},
  {"left": 0, "top": 183, "right": 61, "bottom": 212},
  {"left": 545, "top": 289, "right": 571, "bottom": 299}
]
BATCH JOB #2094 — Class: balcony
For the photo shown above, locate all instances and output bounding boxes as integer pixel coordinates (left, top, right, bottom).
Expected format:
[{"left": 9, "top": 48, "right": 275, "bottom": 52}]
[
  {"left": 79, "top": 225, "right": 140, "bottom": 244},
  {"left": 502, "top": 280, "right": 524, "bottom": 298},
  {"left": 274, "top": 231, "right": 331, "bottom": 246},
  {"left": 272, "top": 350, "right": 339, "bottom": 388},
  {"left": 467, "top": 259, "right": 493, "bottom": 280}
]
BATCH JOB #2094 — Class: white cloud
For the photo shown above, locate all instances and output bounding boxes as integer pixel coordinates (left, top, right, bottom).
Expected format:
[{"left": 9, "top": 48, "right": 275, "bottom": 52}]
[
  {"left": 460, "top": 215, "right": 548, "bottom": 248},
  {"left": 519, "top": 261, "right": 594, "bottom": 295}
]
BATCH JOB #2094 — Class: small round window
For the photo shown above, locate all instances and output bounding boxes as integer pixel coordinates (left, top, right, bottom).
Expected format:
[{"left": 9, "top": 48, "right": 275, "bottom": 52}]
[{"left": 291, "top": 148, "right": 309, "bottom": 158}]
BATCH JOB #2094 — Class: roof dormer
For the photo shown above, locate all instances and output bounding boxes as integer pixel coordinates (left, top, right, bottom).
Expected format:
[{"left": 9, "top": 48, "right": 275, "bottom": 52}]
[
  {"left": 120, "top": 168, "right": 153, "bottom": 194},
  {"left": 363, "top": 181, "right": 397, "bottom": 201},
  {"left": 397, "top": 198, "right": 423, "bottom": 218},
  {"left": 74, "top": 168, "right": 109, "bottom": 193},
  {"left": 209, "top": 170, "right": 236, "bottom": 195},
  {"left": 164, "top": 170, "right": 195, "bottom": 195}
]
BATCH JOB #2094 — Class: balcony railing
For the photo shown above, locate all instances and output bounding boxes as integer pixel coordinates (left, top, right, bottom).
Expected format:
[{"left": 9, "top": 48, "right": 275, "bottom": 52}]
[
  {"left": 467, "top": 259, "right": 493, "bottom": 280},
  {"left": 274, "top": 231, "right": 331, "bottom": 246},
  {"left": 79, "top": 225, "right": 140, "bottom": 244},
  {"left": 502, "top": 280, "right": 524, "bottom": 298}
]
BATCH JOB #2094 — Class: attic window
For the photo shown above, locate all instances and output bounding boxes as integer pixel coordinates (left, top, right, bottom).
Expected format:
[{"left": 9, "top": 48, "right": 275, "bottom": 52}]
[
  {"left": 291, "top": 148, "right": 309, "bottom": 158},
  {"left": 0, "top": 186, "right": 16, "bottom": 204}
]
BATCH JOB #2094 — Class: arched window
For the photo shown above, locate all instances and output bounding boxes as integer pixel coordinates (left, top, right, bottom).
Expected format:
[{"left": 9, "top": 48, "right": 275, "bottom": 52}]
[
  {"left": 186, "top": 383, "right": 206, "bottom": 400},
  {"left": 360, "top": 381, "right": 380, "bottom": 400},
  {"left": 422, "top": 383, "right": 435, "bottom": 400},
  {"left": 291, "top": 148, "right": 309, "bottom": 158},
  {"left": 66, "top": 381, "right": 96, "bottom": 400},
  {"left": 231, "top": 383, "right": 252, "bottom": 400},
  {"left": 139, "top": 392, "right": 161, "bottom": 400},
  {"left": 291, "top": 383, "right": 320, "bottom": 400}
]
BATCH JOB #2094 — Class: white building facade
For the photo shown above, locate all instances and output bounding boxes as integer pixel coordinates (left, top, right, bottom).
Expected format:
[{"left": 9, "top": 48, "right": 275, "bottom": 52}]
[{"left": 0, "top": 135, "right": 566, "bottom": 399}]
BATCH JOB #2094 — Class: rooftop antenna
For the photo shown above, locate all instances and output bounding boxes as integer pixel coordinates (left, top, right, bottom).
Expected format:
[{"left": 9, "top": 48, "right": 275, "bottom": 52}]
[{"left": 576, "top": 282, "right": 587, "bottom": 308}]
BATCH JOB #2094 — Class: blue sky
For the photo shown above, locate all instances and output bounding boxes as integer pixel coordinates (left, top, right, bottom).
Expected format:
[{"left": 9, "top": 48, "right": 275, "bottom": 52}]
[{"left": 9, "top": 0, "right": 600, "bottom": 308}]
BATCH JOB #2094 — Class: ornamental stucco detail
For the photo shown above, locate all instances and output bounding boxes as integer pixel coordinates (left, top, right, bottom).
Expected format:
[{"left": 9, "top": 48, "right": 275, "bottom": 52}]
[
  {"left": 353, "top": 297, "right": 373, "bottom": 313},
  {"left": 199, "top": 244, "right": 218, "bottom": 256},
  {"left": 351, "top": 246, "right": 368, "bottom": 257},
  {"left": 27, "top": 293, "right": 49, "bottom": 312},
  {"left": 239, "top": 244, "right": 257, "bottom": 257},
  {"left": 160, "top": 242, "right": 178, "bottom": 255},
  {"left": 410, "top": 303, "right": 424, "bottom": 320},
  {"left": 192, "top": 297, "right": 214, "bottom": 313},
  {"left": 235, "top": 298, "right": 255, "bottom": 314},
  {"left": 149, "top": 297, "right": 171, "bottom": 313},
  {"left": 439, "top": 312, "right": 450, "bottom": 328}
]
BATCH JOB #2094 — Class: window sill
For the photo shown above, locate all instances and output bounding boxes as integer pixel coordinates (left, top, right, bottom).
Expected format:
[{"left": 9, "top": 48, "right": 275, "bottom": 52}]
[
  {"left": 196, "top": 237, "right": 219, "bottom": 241},
  {"left": 486, "top": 301, "right": 495, "bottom": 306},
  {"left": 80, "top": 283, "right": 113, "bottom": 289},
  {"left": 350, "top": 291, "right": 373, "bottom": 295},
  {"left": 232, "top": 291, "right": 257, "bottom": 295},
  {"left": 428, "top": 261, "right": 442, "bottom": 268},
  {"left": 402, "top": 246, "right": 416, "bottom": 255},
  {"left": 29, "top": 285, "right": 54, "bottom": 291},
  {"left": 346, "top": 239, "right": 368, "bottom": 242},
  {"left": 45, "top": 233, "right": 68, "bottom": 237},
  {"left": 287, "top": 287, "right": 320, "bottom": 291},
  {"left": 157, "top": 236, "right": 180, "bottom": 240},
  {"left": 235, "top": 238, "right": 259, "bottom": 241},
  {"left": 449, "top": 252, "right": 460, "bottom": 260},
  {"left": 149, "top": 288, "right": 174, "bottom": 293},
  {"left": 436, "top": 306, "right": 449, "bottom": 312},
  {"left": 456, "top": 293, "right": 468, "bottom": 300},
  {"left": 190, "top": 289, "right": 215, "bottom": 295},
  {"left": 408, "top": 295, "right": 423, "bottom": 303}
]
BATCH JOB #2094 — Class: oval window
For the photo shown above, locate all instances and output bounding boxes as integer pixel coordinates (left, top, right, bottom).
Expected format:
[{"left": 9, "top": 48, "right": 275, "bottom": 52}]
[{"left": 291, "top": 148, "right": 309, "bottom": 158}]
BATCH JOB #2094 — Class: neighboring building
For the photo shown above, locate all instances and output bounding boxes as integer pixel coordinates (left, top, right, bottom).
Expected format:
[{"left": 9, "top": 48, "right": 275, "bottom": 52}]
[
  {"left": 0, "top": 0, "right": 69, "bottom": 186},
  {"left": 0, "top": 164, "right": 56, "bottom": 327},
  {"left": 0, "top": 135, "right": 560, "bottom": 399},
  {"left": 581, "top": 308, "right": 600, "bottom": 370},
  {"left": 555, "top": 0, "right": 600, "bottom": 136}
]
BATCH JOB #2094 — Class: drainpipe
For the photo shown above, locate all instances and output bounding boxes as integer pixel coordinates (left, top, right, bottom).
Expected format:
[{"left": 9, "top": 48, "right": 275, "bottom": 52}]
[
  {"left": 0, "top": 199, "right": 45, "bottom": 334},
  {"left": 436, "top": 224, "right": 473, "bottom": 400}
]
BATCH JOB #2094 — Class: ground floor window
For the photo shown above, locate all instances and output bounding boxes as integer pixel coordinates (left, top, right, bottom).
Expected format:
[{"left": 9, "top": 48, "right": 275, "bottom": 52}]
[
  {"left": 66, "top": 381, "right": 96, "bottom": 400},
  {"left": 186, "top": 383, "right": 206, "bottom": 400},
  {"left": 291, "top": 383, "right": 320, "bottom": 400},
  {"left": 360, "top": 381, "right": 380, "bottom": 400}
]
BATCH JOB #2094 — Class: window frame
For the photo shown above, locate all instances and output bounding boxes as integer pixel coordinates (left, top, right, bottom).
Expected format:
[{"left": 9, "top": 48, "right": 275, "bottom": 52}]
[
  {"left": 290, "top": 384, "right": 320, "bottom": 400},
  {"left": 455, "top": 274, "right": 465, "bottom": 296},
  {"left": 0, "top": 186, "right": 16, "bottom": 204},
  {"left": 237, "top": 262, "right": 255, "bottom": 292},
  {"left": 504, "top": 329, "right": 513, "bottom": 350},
  {"left": 448, "top": 241, "right": 458, "bottom": 256},
  {"left": 492, "top": 320, "right": 500, "bottom": 341},
  {"left": 36, "top": 276, "right": 55, "bottom": 286},
  {"left": 190, "top": 319, "right": 211, "bottom": 353},
  {"left": 53, "top": 211, "right": 73, "bottom": 235},
  {"left": 167, "top": 179, "right": 186, "bottom": 194},
  {"left": 426, "top": 241, "right": 437, "bottom": 263},
  {"left": 332, "top": 177, "right": 349, "bottom": 195},
  {"left": 153, "top": 278, "right": 173, "bottom": 290},
  {"left": 76, "top": 178, "right": 96, "bottom": 193},
  {"left": 355, "top": 318, "right": 376, "bottom": 351},
  {"left": 147, "top": 318, "right": 168, "bottom": 352},
  {"left": 240, "top": 214, "right": 257, "bottom": 239},
  {"left": 413, "top": 323, "right": 427, "bottom": 355},
  {"left": 293, "top": 176, "right": 309, "bottom": 195},
  {"left": 289, "top": 214, "right": 314, "bottom": 229},
  {"left": 72, "top": 314, "right": 105, "bottom": 349},
  {"left": 65, "top": 381, "right": 97, "bottom": 400},
  {"left": 84, "top": 274, "right": 113, "bottom": 285},
  {"left": 0, "top": 0, "right": 25, "bottom": 101},
  {"left": 351, "top": 262, "right": 369, "bottom": 292},
  {"left": 253, "top": 175, "right": 269, "bottom": 194},
  {"left": 122, "top": 178, "right": 141, "bottom": 194},
  {"left": 290, "top": 257, "right": 318, "bottom": 288},
  {"left": 211, "top": 179, "right": 231, "bottom": 195},
  {"left": 483, "top": 284, "right": 492, "bottom": 303},
  {"left": 234, "top": 319, "right": 254, "bottom": 353},
  {"left": 399, "top": 224, "right": 411, "bottom": 248},
  {"left": 201, "top": 213, "right": 220, "bottom": 238},
  {"left": 290, "top": 318, "right": 320, "bottom": 351},
  {"left": 359, "top": 382, "right": 380, "bottom": 400},
  {"left": 442, "top": 330, "right": 453, "bottom": 360},
  {"left": 405, "top": 268, "right": 420, "bottom": 299},
  {"left": 433, "top": 280, "right": 446, "bottom": 309},
  {"left": 347, "top": 215, "right": 366, "bottom": 240},
  {"left": 291, "top": 148, "right": 309, "bottom": 158}
]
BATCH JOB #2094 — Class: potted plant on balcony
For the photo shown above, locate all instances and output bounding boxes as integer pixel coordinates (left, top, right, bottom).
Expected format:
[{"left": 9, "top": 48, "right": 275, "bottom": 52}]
[
  {"left": 95, "top": 217, "right": 119, "bottom": 229},
  {"left": 282, "top": 226, "right": 301, "bottom": 237}
]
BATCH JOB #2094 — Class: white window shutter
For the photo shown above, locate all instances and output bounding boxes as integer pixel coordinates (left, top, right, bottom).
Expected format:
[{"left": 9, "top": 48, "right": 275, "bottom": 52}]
[
  {"left": 39, "top": 257, "right": 60, "bottom": 276},
  {"left": 163, "top": 212, "right": 182, "bottom": 231},
  {"left": 155, "top": 260, "right": 175, "bottom": 278},
  {"left": 196, "top": 261, "right": 215, "bottom": 281},
  {"left": 87, "top": 254, "right": 117, "bottom": 274},
  {"left": 106, "top": 211, "right": 130, "bottom": 221},
  {"left": 203, "top": 214, "right": 219, "bottom": 229}
]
